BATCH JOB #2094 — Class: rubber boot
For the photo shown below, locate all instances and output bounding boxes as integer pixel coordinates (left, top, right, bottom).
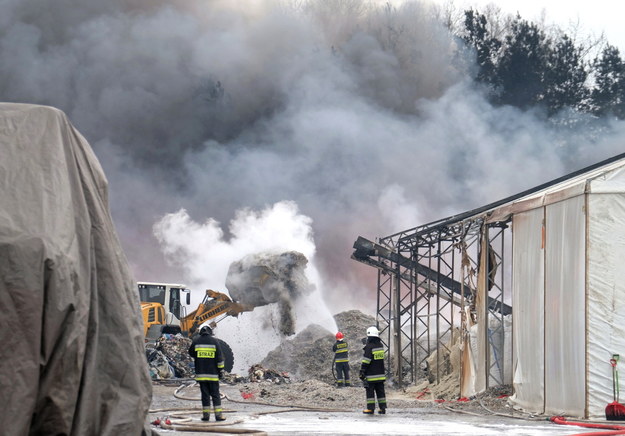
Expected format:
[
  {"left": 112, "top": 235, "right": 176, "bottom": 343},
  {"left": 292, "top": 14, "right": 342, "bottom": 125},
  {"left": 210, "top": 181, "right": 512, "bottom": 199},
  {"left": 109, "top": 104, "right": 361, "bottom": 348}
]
[
  {"left": 362, "top": 409, "right": 374, "bottom": 415},
  {"left": 378, "top": 408, "right": 386, "bottom": 414},
  {"left": 201, "top": 412, "right": 210, "bottom": 421},
  {"left": 215, "top": 413, "right": 226, "bottom": 422}
]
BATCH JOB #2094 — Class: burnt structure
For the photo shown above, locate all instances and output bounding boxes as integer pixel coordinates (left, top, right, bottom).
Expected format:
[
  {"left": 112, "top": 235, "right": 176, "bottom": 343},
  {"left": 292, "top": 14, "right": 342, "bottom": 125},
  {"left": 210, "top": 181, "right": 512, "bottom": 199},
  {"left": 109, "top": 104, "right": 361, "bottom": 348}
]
[
  {"left": 352, "top": 151, "right": 625, "bottom": 390},
  {"left": 352, "top": 216, "right": 511, "bottom": 388}
]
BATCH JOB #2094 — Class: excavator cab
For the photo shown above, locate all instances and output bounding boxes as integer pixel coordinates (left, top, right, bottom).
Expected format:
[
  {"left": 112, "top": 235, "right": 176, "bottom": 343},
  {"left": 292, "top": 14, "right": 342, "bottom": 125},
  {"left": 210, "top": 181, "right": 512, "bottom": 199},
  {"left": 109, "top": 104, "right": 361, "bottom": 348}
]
[{"left": 139, "top": 282, "right": 191, "bottom": 337}]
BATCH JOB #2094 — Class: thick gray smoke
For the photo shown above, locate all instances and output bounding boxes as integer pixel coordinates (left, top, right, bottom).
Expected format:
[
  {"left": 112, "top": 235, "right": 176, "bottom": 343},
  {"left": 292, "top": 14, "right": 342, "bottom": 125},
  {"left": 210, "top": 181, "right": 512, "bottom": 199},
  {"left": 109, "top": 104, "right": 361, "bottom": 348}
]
[{"left": 3, "top": 0, "right": 625, "bottom": 311}]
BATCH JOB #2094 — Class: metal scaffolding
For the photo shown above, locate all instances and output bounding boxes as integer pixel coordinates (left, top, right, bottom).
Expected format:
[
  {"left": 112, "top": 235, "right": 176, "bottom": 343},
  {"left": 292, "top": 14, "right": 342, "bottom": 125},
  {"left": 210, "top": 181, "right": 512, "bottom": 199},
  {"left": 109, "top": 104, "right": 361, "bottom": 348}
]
[{"left": 352, "top": 214, "right": 512, "bottom": 389}]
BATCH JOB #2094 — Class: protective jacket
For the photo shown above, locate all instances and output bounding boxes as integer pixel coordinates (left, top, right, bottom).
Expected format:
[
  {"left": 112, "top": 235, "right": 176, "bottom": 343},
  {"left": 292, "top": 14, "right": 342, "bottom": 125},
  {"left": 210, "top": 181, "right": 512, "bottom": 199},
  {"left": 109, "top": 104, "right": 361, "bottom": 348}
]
[
  {"left": 332, "top": 339, "right": 349, "bottom": 363},
  {"left": 360, "top": 336, "right": 386, "bottom": 383},
  {"left": 188, "top": 332, "right": 225, "bottom": 381}
]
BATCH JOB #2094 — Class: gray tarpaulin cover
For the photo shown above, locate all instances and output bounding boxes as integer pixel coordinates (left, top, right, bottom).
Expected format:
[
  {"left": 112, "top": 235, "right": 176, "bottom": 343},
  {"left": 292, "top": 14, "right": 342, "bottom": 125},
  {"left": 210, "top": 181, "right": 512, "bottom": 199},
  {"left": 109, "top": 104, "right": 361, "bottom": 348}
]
[{"left": 0, "top": 103, "right": 153, "bottom": 435}]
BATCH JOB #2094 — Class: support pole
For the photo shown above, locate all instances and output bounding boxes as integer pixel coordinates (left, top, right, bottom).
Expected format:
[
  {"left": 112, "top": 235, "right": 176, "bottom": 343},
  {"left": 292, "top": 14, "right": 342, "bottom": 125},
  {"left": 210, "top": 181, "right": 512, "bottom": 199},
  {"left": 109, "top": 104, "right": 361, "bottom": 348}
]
[{"left": 393, "top": 272, "right": 402, "bottom": 384}]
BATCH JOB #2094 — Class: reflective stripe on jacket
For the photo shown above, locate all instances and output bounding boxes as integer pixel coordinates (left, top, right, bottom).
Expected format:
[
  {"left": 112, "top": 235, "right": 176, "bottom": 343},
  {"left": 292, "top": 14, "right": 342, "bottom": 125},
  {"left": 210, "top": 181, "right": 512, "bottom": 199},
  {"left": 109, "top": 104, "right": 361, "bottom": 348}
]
[
  {"left": 332, "top": 340, "right": 349, "bottom": 363},
  {"left": 361, "top": 337, "right": 386, "bottom": 383},
  {"left": 189, "top": 333, "right": 224, "bottom": 381}
]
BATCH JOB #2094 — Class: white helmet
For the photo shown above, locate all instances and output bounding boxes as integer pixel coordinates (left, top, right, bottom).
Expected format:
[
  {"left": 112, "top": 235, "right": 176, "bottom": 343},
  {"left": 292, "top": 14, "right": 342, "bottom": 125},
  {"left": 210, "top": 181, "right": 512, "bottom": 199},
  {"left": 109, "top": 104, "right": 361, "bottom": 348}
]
[{"left": 366, "top": 326, "right": 379, "bottom": 337}]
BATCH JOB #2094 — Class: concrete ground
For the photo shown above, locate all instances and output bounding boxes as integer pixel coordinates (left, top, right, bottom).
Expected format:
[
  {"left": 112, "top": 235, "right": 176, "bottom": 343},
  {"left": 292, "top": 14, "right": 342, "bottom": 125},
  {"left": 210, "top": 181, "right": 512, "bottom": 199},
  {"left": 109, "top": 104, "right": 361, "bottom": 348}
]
[{"left": 148, "top": 383, "right": 593, "bottom": 435}]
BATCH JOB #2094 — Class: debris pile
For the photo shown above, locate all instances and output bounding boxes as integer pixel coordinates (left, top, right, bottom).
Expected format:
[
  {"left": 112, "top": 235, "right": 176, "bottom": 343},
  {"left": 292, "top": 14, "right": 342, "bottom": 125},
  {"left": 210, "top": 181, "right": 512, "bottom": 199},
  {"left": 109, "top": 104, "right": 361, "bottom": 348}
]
[
  {"left": 226, "top": 251, "right": 313, "bottom": 336},
  {"left": 248, "top": 364, "right": 291, "bottom": 384},
  {"left": 260, "top": 310, "right": 376, "bottom": 382},
  {"left": 237, "top": 379, "right": 361, "bottom": 408},
  {"left": 146, "top": 335, "right": 194, "bottom": 379},
  {"left": 409, "top": 328, "right": 463, "bottom": 399}
]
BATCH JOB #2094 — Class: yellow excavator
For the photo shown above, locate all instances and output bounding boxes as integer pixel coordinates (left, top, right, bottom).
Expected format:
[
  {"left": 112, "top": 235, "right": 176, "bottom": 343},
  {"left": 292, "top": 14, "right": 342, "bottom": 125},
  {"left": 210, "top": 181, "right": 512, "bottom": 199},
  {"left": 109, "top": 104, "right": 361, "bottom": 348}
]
[
  {"left": 139, "top": 281, "right": 255, "bottom": 337},
  {"left": 139, "top": 282, "right": 255, "bottom": 372}
]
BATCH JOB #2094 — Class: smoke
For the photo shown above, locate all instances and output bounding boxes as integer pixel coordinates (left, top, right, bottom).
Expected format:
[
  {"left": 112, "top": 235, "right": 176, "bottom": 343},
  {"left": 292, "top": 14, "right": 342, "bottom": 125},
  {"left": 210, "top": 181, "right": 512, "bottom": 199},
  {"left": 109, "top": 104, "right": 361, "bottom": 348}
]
[
  {"left": 3, "top": 0, "right": 625, "bottom": 321},
  {"left": 152, "top": 201, "right": 315, "bottom": 286},
  {"left": 152, "top": 201, "right": 337, "bottom": 371}
]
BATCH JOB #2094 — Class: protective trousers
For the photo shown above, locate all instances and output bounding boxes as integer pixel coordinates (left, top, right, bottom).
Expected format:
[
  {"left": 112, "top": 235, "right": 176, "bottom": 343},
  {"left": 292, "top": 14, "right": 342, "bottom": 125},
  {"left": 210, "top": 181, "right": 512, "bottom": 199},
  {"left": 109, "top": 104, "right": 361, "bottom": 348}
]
[
  {"left": 365, "top": 382, "right": 386, "bottom": 411},
  {"left": 335, "top": 361, "right": 351, "bottom": 387},
  {"left": 199, "top": 381, "right": 223, "bottom": 418}
]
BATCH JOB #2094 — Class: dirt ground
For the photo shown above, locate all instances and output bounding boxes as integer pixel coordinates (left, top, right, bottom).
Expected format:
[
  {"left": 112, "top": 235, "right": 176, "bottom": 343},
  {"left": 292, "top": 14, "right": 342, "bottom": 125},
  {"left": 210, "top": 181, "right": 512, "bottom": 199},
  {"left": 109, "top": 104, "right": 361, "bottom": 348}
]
[
  {"left": 145, "top": 310, "right": 595, "bottom": 435},
  {"left": 146, "top": 379, "right": 586, "bottom": 435}
]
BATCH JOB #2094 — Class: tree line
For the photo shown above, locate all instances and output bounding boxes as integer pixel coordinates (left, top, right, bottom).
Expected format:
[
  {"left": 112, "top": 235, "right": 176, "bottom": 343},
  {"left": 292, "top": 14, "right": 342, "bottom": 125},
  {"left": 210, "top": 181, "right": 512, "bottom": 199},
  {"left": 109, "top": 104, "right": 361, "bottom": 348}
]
[{"left": 459, "top": 9, "right": 625, "bottom": 120}]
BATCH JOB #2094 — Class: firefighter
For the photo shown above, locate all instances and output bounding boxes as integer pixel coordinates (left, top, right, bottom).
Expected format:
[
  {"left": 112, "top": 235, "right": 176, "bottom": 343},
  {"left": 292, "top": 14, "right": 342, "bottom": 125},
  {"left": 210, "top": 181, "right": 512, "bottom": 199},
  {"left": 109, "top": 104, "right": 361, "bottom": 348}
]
[
  {"left": 359, "top": 326, "right": 386, "bottom": 414},
  {"left": 332, "top": 331, "right": 351, "bottom": 387},
  {"left": 188, "top": 325, "right": 226, "bottom": 421}
]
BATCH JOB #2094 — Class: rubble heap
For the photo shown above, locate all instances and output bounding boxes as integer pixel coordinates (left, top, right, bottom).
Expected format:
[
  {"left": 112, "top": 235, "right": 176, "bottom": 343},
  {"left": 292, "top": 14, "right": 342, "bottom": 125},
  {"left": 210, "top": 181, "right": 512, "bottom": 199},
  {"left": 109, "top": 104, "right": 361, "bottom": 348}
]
[
  {"left": 248, "top": 364, "right": 291, "bottom": 384},
  {"left": 260, "top": 310, "right": 376, "bottom": 382},
  {"left": 146, "top": 335, "right": 194, "bottom": 379},
  {"left": 226, "top": 251, "right": 313, "bottom": 336}
]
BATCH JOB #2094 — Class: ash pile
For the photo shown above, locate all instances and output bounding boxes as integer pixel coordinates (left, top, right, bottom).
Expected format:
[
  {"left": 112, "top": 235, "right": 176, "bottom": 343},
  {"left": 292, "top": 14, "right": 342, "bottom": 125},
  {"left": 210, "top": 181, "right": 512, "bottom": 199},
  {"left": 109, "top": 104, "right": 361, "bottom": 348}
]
[
  {"left": 226, "top": 250, "right": 313, "bottom": 336},
  {"left": 146, "top": 335, "right": 194, "bottom": 379},
  {"left": 260, "top": 310, "right": 375, "bottom": 382}
]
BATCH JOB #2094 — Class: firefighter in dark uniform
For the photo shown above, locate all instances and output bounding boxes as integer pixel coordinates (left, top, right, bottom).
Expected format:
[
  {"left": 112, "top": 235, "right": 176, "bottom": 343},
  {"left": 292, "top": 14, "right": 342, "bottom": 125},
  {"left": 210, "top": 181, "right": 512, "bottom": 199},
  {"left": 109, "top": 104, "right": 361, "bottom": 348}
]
[
  {"left": 359, "top": 326, "right": 386, "bottom": 414},
  {"left": 332, "top": 331, "right": 351, "bottom": 387},
  {"left": 188, "top": 325, "right": 226, "bottom": 421}
]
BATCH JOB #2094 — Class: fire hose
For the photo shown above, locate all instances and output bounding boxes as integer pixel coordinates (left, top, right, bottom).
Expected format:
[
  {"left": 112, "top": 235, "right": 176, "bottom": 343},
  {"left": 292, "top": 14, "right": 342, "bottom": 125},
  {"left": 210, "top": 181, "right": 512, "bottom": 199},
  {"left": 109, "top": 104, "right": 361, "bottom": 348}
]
[
  {"left": 150, "top": 381, "right": 350, "bottom": 433},
  {"left": 550, "top": 416, "right": 625, "bottom": 435}
]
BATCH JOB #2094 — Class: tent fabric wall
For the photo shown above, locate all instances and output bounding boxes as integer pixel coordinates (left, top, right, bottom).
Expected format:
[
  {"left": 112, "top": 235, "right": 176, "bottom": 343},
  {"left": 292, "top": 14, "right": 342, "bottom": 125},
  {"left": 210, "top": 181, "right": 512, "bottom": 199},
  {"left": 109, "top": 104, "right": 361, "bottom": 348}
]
[
  {"left": 431, "top": 154, "right": 625, "bottom": 418},
  {"left": 0, "top": 103, "right": 153, "bottom": 435},
  {"left": 587, "top": 192, "right": 625, "bottom": 418},
  {"left": 507, "top": 163, "right": 625, "bottom": 419},
  {"left": 544, "top": 196, "right": 586, "bottom": 416},
  {"left": 510, "top": 208, "right": 545, "bottom": 413}
]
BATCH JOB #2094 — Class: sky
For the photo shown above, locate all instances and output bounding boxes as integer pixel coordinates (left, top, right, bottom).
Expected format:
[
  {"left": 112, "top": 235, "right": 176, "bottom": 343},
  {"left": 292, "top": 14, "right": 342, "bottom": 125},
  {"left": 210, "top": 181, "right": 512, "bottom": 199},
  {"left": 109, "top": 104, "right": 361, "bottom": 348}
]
[{"left": 3, "top": 0, "right": 625, "bottom": 362}]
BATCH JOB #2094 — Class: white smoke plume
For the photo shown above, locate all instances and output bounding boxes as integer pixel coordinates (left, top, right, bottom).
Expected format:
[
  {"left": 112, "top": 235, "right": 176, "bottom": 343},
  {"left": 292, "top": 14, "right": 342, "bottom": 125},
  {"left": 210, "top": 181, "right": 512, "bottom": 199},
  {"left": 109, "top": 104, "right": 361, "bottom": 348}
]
[
  {"left": 152, "top": 201, "right": 315, "bottom": 288},
  {"left": 153, "top": 201, "right": 337, "bottom": 371},
  {"left": 2, "top": 0, "right": 625, "bottom": 321}
]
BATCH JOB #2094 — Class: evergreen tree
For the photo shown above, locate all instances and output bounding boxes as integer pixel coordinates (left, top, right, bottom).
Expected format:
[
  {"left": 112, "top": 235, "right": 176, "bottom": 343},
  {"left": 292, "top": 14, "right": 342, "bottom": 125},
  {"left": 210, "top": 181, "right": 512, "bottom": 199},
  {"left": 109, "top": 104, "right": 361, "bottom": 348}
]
[
  {"left": 457, "top": 8, "right": 625, "bottom": 120},
  {"left": 495, "top": 16, "right": 550, "bottom": 109},
  {"left": 462, "top": 9, "right": 501, "bottom": 87},
  {"left": 591, "top": 45, "right": 625, "bottom": 119},
  {"left": 543, "top": 35, "right": 588, "bottom": 115}
]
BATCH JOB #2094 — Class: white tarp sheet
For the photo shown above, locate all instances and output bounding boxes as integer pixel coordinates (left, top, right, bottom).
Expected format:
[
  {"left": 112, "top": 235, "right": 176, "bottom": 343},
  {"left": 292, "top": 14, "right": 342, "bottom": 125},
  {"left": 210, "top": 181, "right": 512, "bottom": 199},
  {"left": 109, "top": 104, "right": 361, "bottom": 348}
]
[
  {"left": 510, "top": 207, "right": 545, "bottom": 413},
  {"left": 544, "top": 195, "right": 586, "bottom": 416},
  {"left": 587, "top": 190, "right": 625, "bottom": 418},
  {"left": 507, "top": 160, "right": 625, "bottom": 419},
  {"left": 0, "top": 103, "right": 153, "bottom": 435}
]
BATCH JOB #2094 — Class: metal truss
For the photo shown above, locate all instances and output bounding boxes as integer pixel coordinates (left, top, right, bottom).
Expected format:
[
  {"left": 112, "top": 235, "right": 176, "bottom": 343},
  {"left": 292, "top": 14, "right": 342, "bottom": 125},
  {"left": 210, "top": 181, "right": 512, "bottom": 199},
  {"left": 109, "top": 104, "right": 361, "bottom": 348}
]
[
  {"left": 352, "top": 216, "right": 511, "bottom": 388},
  {"left": 483, "top": 223, "right": 508, "bottom": 387}
]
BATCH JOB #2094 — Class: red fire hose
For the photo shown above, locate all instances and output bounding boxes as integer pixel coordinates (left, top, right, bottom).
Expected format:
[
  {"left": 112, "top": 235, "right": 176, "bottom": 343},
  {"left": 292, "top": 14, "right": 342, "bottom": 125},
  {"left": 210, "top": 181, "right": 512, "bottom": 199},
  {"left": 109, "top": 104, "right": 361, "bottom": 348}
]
[{"left": 550, "top": 416, "right": 625, "bottom": 435}]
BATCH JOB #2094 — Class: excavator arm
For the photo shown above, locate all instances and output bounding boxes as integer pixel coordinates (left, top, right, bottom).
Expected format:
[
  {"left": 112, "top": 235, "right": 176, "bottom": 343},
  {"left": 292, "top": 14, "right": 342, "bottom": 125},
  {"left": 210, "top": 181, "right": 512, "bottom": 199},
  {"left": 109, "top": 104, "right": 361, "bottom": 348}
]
[{"left": 181, "top": 289, "right": 255, "bottom": 335}]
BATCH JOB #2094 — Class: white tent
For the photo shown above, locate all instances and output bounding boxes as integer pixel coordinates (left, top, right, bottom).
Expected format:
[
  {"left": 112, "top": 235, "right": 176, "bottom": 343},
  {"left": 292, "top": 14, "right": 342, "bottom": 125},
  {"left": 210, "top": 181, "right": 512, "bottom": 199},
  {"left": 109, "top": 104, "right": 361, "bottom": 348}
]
[
  {"left": 485, "top": 156, "right": 625, "bottom": 419},
  {"left": 0, "top": 103, "right": 153, "bottom": 434}
]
